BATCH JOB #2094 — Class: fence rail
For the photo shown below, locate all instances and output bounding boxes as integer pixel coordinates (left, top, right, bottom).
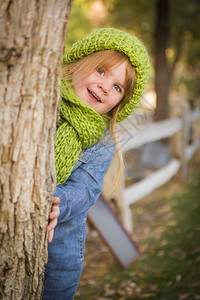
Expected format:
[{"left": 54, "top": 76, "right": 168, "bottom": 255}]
[
  {"left": 121, "top": 118, "right": 182, "bottom": 152},
  {"left": 118, "top": 104, "right": 200, "bottom": 232}
]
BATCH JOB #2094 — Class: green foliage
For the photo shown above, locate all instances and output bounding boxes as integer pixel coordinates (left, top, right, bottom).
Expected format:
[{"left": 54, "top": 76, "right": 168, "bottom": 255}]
[
  {"left": 67, "top": 0, "right": 156, "bottom": 53},
  {"left": 65, "top": 0, "right": 92, "bottom": 51},
  {"left": 103, "top": 0, "right": 156, "bottom": 53},
  {"left": 169, "top": 0, "right": 200, "bottom": 105},
  {"left": 176, "top": 34, "right": 200, "bottom": 107},
  {"left": 170, "top": 0, "right": 200, "bottom": 39}
]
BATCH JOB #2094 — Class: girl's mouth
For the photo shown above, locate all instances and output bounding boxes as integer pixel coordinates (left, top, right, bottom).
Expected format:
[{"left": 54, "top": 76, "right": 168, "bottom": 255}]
[{"left": 87, "top": 89, "right": 101, "bottom": 102}]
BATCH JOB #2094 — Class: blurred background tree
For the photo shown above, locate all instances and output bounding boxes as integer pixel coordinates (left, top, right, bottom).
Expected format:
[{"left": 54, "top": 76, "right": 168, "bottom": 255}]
[{"left": 66, "top": 0, "right": 200, "bottom": 120}]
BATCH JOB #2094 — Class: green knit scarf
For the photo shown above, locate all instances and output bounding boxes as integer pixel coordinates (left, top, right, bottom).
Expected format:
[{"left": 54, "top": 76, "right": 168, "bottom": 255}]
[{"left": 54, "top": 82, "right": 106, "bottom": 186}]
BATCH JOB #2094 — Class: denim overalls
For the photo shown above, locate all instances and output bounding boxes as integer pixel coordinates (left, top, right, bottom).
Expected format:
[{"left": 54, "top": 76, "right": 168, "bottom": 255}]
[{"left": 43, "top": 132, "right": 115, "bottom": 300}]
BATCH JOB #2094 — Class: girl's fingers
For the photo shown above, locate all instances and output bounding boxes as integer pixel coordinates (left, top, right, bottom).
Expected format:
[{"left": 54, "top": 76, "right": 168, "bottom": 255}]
[
  {"left": 49, "top": 197, "right": 60, "bottom": 219},
  {"left": 47, "top": 217, "right": 58, "bottom": 232},
  {"left": 48, "top": 229, "right": 54, "bottom": 243},
  {"left": 52, "top": 196, "right": 60, "bottom": 205},
  {"left": 47, "top": 196, "right": 60, "bottom": 243},
  {"left": 49, "top": 206, "right": 60, "bottom": 219}
]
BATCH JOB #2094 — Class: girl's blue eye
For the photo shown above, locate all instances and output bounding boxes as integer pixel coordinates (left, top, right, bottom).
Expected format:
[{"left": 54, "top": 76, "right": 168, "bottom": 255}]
[
  {"left": 97, "top": 68, "right": 105, "bottom": 76},
  {"left": 113, "top": 84, "right": 121, "bottom": 92}
]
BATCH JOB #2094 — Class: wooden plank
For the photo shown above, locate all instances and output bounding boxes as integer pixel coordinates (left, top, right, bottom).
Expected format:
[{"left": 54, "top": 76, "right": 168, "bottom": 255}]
[
  {"left": 120, "top": 118, "right": 182, "bottom": 152},
  {"left": 87, "top": 195, "right": 140, "bottom": 268},
  {"left": 123, "top": 159, "right": 181, "bottom": 206}
]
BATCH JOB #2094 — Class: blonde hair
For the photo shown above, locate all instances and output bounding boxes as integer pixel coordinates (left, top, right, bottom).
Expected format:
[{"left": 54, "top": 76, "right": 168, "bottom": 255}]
[{"left": 62, "top": 50, "right": 136, "bottom": 188}]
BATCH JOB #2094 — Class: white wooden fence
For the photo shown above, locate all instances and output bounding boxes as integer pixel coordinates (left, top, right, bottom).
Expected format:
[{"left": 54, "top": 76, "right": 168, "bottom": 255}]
[{"left": 118, "top": 104, "right": 200, "bottom": 232}]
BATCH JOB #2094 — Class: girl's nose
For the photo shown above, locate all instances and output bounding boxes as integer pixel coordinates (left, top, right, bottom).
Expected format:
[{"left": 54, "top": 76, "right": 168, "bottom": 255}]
[{"left": 97, "top": 82, "right": 111, "bottom": 95}]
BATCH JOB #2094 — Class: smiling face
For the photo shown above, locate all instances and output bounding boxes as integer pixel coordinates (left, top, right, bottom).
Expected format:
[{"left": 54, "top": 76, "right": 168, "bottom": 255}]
[
  {"left": 63, "top": 50, "right": 136, "bottom": 118},
  {"left": 72, "top": 62, "right": 127, "bottom": 115}
]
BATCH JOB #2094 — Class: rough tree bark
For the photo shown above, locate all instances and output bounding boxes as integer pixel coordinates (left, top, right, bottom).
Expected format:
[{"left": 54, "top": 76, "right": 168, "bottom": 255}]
[
  {"left": 155, "top": 0, "right": 170, "bottom": 121},
  {"left": 0, "top": 0, "right": 74, "bottom": 299}
]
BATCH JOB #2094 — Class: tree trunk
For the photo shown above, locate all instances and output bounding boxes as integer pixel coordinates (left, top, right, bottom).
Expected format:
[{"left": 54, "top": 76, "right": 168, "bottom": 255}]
[
  {"left": 155, "top": 0, "right": 170, "bottom": 121},
  {"left": 0, "top": 0, "right": 73, "bottom": 299}
]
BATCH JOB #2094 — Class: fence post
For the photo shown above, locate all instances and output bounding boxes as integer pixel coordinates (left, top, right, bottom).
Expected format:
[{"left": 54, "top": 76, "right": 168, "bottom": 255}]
[
  {"left": 171, "top": 124, "right": 182, "bottom": 173},
  {"left": 102, "top": 153, "right": 125, "bottom": 221},
  {"left": 123, "top": 201, "right": 133, "bottom": 233},
  {"left": 181, "top": 102, "right": 190, "bottom": 179}
]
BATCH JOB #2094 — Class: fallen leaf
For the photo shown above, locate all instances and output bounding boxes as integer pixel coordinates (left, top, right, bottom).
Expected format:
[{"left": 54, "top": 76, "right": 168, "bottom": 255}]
[
  {"left": 157, "top": 250, "right": 165, "bottom": 256},
  {"left": 150, "top": 249, "right": 156, "bottom": 255},
  {"left": 88, "top": 279, "right": 97, "bottom": 285},
  {"left": 138, "top": 272, "right": 148, "bottom": 279},
  {"left": 104, "top": 283, "right": 111, "bottom": 291},
  {"left": 129, "top": 271, "right": 137, "bottom": 277},
  {"left": 130, "top": 282, "right": 137, "bottom": 288},
  {"left": 140, "top": 293, "right": 157, "bottom": 298},
  {"left": 150, "top": 284, "right": 158, "bottom": 291},
  {"left": 153, "top": 273, "right": 164, "bottom": 278},
  {"left": 195, "top": 256, "right": 200, "bottom": 262},
  {"left": 157, "top": 204, "right": 171, "bottom": 214},
  {"left": 160, "top": 239, "right": 168, "bottom": 246},
  {"left": 188, "top": 281, "right": 200, "bottom": 287},
  {"left": 119, "top": 280, "right": 132, "bottom": 288},
  {"left": 111, "top": 276, "right": 119, "bottom": 283},
  {"left": 154, "top": 226, "right": 165, "bottom": 234},
  {"left": 166, "top": 220, "right": 177, "bottom": 227},
  {"left": 179, "top": 294, "right": 191, "bottom": 299},
  {"left": 176, "top": 274, "right": 182, "bottom": 282},
  {"left": 104, "top": 289, "right": 116, "bottom": 297},
  {"left": 117, "top": 289, "right": 126, "bottom": 296},
  {"left": 192, "top": 203, "right": 199, "bottom": 209},
  {"left": 135, "top": 286, "right": 142, "bottom": 293},
  {"left": 125, "top": 286, "right": 134, "bottom": 295},
  {"left": 191, "top": 247, "right": 200, "bottom": 254}
]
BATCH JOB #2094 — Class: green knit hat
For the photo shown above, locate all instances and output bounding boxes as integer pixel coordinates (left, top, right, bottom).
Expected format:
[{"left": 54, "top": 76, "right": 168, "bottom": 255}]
[{"left": 63, "top": 28, "right": 150, "bottom": 122}]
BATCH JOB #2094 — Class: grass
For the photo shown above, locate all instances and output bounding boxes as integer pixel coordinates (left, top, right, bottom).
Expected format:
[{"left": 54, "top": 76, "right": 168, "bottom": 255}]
[{"left": 76, "top": 152, "right": 200, "bottom": 300}]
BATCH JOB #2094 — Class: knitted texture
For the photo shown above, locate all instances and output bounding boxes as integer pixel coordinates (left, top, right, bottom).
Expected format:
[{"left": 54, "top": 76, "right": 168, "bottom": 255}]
[
  {"left": 63, "top": 28, "right": 150, "bottom": 122},
  {"left": 55, "top": 83, "right": 106, "bottom": 185}
]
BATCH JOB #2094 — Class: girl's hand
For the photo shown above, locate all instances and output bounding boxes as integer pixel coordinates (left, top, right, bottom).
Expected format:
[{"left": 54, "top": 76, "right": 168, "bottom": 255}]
[{"left": 47, "top": 196, "right": 60, "bottom": 243}]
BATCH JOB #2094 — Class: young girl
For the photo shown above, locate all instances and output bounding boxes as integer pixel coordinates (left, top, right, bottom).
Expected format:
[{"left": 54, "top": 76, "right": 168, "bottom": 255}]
[{"left": 43, "top": 28, "right": 150, "bottom": 300}]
